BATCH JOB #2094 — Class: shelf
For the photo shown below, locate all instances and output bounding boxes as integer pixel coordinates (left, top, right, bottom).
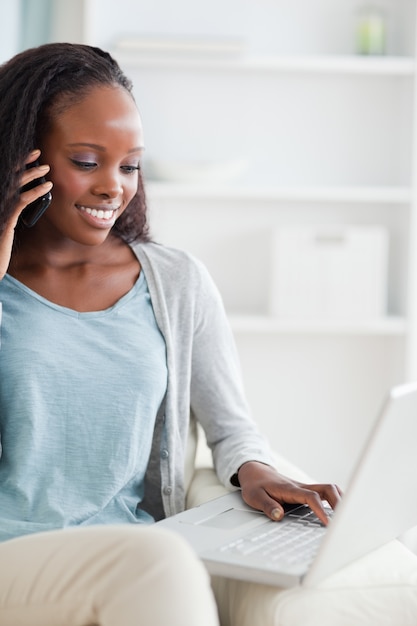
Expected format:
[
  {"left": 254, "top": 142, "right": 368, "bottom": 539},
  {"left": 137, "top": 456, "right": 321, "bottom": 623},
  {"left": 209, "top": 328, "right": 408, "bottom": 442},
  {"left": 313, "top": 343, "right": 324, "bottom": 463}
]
[
  {"left": 228, "top": 315, "right": 407, "bottom": 336},
  {"left": 145, "top": 183, "right": 412, "bottom": 204},
  {"left": 115, "top": 52, "right": 415, "bottom": 76}
]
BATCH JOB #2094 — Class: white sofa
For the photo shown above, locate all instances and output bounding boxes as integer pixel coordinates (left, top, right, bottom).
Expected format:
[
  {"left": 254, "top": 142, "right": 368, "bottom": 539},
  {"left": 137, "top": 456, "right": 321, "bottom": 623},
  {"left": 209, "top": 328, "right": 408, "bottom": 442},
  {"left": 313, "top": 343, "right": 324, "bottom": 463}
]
[{"left": 185, "top": 425, "right": 417, "bottom": 626}]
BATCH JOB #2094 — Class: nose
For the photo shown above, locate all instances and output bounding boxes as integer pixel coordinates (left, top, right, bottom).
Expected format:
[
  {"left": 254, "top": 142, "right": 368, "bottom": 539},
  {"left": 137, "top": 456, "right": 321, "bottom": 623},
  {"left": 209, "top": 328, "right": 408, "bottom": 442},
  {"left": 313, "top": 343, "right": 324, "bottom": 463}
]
[{"left": 91, "top": 168, "right": 123, "bottom": 199}]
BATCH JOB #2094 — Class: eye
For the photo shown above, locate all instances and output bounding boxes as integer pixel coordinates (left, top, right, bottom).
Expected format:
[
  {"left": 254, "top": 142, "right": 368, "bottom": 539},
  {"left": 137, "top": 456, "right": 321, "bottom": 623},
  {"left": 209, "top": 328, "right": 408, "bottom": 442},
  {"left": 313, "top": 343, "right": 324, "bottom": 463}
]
[
  {"left": 70, "top": 159, "right": 97, "bottom": 170},
  {"left": 121, "top": 164, "right": 140, "bottom": 174}
]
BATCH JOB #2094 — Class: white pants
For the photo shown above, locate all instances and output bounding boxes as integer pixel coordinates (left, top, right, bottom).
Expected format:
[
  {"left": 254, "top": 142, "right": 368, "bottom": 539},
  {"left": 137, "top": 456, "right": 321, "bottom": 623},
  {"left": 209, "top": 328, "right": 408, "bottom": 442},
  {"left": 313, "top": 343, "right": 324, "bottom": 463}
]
[{"left": 0, "top": 525, "right": 219, "bottom": 626}]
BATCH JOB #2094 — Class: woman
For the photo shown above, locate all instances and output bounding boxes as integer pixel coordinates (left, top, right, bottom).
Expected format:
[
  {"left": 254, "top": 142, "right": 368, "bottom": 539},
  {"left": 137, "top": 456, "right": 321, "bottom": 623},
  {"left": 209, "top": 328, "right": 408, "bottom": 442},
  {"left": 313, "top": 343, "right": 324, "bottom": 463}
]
[{"left": 0, "top": 43, "right": 340, "bottom": 625}]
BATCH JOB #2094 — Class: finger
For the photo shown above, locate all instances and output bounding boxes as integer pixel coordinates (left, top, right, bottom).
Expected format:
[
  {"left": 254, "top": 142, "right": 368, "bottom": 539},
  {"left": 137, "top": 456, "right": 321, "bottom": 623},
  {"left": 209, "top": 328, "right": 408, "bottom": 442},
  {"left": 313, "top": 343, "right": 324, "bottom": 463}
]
[
  {"left": 266, "top": 485, "right": 332, "bottom": 526},
  {"left": 24, "top": 148, "right": 41, "bottom": 167},
  {"left": 302, "top": 483, "right": 343, "bottom": 510},
  {"left": 270, "top": 502, "right": 285, "bottom": 521},
  {"left": 297, "top": 490, "right": 331, "bottom": 526},
  {"left": 240, "top": 488, "right": 285, "bottom": 522},
  {"left": 20, "top": 163, "right": 50, "bottom": 190},
  {"left": 15, "top": 149, "right": 41, "bottom": 176},
  {"left": 19, "top": 180, "right": 53, "bottom": 211}
]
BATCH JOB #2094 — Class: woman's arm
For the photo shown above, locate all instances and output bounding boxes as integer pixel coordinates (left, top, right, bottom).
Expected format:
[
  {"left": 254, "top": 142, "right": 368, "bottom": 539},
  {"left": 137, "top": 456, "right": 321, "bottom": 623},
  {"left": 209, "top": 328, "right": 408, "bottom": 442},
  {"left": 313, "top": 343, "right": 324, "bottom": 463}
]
[{"left": 189, "top": 261, "right": 342, "bottom": 522}]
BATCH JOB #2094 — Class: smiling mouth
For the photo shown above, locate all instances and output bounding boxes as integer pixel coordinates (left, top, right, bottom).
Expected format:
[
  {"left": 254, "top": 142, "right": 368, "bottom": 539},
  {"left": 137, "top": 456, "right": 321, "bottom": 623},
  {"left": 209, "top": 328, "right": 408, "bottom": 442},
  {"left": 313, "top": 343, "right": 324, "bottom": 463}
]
[{"left": 77, "top": 205, "right": 119, "bottom": 220}]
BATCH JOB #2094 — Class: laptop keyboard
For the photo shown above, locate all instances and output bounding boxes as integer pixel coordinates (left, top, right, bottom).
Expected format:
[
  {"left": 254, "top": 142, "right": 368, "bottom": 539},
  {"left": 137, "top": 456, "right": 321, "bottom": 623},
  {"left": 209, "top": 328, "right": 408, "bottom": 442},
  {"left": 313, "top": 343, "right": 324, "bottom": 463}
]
[{"left": 219, "top": 505, "right": 332, "bottom": 566}]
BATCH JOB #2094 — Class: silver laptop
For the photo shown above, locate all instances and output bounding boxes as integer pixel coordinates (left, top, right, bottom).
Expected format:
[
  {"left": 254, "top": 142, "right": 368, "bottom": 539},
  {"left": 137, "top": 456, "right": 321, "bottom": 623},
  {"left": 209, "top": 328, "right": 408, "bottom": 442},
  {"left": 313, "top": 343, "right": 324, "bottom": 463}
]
[{"left": 158, "top": 382, "right": 417, "bottom": 587}]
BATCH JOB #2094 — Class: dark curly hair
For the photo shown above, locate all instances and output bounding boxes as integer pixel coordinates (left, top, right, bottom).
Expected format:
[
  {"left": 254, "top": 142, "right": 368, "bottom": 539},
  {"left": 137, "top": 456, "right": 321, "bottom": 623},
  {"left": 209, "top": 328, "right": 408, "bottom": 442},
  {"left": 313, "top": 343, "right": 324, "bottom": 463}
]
[{"left": 0, "top": 42, "right": 150, "bottom": 242}]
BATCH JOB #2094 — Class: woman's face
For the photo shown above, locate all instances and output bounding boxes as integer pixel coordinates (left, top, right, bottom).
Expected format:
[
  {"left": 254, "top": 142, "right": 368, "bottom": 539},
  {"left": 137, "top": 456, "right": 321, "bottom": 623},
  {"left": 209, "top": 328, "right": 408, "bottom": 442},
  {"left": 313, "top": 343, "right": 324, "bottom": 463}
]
[{"left": 38, "top": 84, "right": 144, "bottom": 246}]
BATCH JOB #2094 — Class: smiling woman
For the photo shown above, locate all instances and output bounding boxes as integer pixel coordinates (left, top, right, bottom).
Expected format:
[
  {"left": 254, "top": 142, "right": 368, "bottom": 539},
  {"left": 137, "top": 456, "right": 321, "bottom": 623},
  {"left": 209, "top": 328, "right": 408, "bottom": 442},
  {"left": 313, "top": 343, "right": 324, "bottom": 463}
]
[{"left": 0, "top": 42, "right": 342, "bottom": 626}]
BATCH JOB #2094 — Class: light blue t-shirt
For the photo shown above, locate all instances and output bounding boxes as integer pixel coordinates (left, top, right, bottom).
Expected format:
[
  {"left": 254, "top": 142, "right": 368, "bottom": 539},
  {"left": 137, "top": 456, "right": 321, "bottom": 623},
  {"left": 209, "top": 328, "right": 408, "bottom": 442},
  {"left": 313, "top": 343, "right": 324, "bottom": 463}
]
[{"left": 0, "top": 271, "right": 167, "bottom": 542}]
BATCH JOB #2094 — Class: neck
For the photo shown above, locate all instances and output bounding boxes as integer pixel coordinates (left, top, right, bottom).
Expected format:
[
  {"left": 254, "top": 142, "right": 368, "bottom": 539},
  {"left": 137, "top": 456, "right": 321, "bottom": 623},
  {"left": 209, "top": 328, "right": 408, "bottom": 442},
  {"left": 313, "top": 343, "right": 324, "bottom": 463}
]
[{"left": 11, "top": 226, "right": 126, "bottom": 272}]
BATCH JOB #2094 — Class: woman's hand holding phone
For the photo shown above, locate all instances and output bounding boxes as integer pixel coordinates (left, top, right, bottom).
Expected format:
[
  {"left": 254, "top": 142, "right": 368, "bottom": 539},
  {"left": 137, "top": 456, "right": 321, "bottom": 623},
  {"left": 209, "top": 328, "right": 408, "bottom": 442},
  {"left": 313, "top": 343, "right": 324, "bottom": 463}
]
[
  {"left": 20, "top": 151, "right": 53, "bottom": 227},
  {"left": 0, "top": 150, "right": 53, "bottom": 280}
]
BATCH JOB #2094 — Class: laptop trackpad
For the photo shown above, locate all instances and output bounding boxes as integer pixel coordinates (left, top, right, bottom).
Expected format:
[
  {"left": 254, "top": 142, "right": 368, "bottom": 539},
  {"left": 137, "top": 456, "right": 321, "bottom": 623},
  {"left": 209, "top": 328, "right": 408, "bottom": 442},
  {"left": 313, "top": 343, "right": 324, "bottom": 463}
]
[{"left": 197, "top": 507, "right": 269, "bottom": 530}]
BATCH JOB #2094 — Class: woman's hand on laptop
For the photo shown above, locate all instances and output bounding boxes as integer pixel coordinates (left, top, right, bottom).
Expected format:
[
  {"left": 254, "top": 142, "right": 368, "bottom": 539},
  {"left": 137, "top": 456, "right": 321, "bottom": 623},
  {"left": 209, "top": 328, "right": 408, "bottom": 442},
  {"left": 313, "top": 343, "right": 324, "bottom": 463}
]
[{"left": 237, "top": 461, "right": 342, "bottom": 526}]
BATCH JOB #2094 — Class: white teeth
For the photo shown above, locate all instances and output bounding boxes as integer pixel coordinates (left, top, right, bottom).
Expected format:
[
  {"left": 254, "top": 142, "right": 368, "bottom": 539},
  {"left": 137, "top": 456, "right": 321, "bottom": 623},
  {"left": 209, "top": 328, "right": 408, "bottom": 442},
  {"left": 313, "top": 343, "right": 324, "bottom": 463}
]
[{"left": 79, "top": 206, "right": 115, "bottom": 220}]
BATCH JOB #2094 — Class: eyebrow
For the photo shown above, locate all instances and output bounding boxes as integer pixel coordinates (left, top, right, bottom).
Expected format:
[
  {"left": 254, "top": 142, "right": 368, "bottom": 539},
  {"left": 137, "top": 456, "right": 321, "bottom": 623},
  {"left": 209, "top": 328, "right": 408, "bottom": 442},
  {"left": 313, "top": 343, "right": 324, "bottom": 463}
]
[{"left": 67, "top": 142, "right": 145, "bottom": 153}]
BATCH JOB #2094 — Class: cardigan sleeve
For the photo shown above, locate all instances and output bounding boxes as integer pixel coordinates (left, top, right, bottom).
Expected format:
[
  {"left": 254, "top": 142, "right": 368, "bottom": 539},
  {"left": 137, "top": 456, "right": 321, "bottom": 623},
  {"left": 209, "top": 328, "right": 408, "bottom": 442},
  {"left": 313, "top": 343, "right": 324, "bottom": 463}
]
[
  {"left": 133, "top": 241, "right": 275, "bottom": 504},
  {"left": 189, "top": 261, "right": 275, "bottom": 487}
]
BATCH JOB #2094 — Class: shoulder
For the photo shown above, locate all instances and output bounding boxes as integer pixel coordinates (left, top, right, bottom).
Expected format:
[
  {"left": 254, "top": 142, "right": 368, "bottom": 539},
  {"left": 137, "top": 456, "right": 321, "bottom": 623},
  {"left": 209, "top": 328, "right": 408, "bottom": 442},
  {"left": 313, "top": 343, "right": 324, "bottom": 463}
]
[
  {"left": 130, "top": 241, "right": 224, "bottom": 316},
  {"left": 131, "top": 241, "right": 213, "bottom": 288}
]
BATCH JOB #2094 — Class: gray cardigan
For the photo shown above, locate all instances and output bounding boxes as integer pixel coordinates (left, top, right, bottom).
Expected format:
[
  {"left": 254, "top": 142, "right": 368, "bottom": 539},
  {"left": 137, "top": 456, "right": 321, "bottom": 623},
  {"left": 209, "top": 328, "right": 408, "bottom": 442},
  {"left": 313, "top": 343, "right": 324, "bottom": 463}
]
[{"left": 132, "top": 242, "right": 274, "bottom": 520}]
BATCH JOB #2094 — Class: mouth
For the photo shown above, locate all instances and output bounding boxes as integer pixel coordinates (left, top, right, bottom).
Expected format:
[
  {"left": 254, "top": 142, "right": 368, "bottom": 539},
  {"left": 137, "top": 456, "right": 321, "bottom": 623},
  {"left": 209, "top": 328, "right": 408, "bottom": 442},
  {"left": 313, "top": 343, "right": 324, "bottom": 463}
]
[
  {"left": 77, "top": 205, "right": 119, "bottom": 219},
  {"left": 76, "top": 204, "right": 120, "bottom": 227}
]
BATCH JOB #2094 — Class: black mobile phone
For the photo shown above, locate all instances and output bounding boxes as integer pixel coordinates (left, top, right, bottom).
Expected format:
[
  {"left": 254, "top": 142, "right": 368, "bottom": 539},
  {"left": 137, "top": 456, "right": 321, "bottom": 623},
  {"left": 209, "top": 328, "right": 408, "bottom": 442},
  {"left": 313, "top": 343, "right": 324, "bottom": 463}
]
[{"left": 20, "top": 160, "right": 52, "bottom": 227}]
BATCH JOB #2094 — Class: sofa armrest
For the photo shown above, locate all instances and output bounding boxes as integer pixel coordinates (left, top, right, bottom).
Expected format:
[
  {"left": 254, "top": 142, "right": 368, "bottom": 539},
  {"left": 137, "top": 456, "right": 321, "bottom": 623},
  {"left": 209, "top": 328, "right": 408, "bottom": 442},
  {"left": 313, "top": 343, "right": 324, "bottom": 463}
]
[
  {"left": 187, "top": 443, "right": 314, "bottom": 510},
  {"left": 186, "top": 467, "right": 229, "bottom": 509}
]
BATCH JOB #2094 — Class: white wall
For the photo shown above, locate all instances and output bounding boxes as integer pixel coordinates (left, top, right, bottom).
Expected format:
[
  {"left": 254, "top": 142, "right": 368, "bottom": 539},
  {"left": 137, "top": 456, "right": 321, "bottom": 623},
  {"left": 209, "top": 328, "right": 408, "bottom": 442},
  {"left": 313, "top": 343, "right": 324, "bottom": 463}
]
[{"left": 0, "top": 0, "right": 21, "bottom": 63}]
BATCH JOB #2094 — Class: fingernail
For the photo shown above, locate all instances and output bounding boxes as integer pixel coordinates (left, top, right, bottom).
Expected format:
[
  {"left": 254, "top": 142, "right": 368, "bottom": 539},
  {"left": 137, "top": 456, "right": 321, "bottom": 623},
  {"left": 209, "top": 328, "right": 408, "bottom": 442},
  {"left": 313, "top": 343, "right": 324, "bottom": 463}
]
[{"left": 271, "top": 508, "right": 283, "bottom": 521}]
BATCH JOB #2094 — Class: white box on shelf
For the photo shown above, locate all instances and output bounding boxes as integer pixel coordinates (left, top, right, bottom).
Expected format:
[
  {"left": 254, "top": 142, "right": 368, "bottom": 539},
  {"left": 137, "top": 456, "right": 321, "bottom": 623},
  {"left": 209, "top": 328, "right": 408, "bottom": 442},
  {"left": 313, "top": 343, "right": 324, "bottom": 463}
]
[{"left": 269, "top": 225, "right": 388, "bottom": 320}]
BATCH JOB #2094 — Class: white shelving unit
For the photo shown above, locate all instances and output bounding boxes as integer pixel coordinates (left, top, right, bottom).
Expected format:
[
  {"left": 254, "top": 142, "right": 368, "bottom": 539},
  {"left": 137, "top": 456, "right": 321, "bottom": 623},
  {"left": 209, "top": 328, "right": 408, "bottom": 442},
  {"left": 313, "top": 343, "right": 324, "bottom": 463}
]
[
  {"left": 228, "top": 314, "right": 407, "bottom": 336},
  {"left": 144, "top": 178, "right": 412, "bottom": 330},
  {"left": 145, "top": 182, "right": 412, "bottom": 203},
  {"left": 54, "top": 0, "right": 417, "bottom": 485},
  {"left": 116, "top": 52, "right": 415, "bottom": 75}
]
